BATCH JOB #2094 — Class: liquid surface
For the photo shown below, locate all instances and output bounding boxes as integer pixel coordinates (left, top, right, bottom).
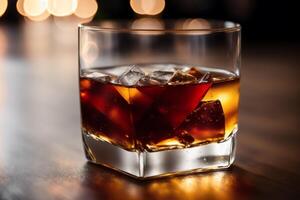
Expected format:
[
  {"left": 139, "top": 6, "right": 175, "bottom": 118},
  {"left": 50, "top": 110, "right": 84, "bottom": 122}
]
[{"left": 80, "top": 64, "right": 239, "bottom": 151}]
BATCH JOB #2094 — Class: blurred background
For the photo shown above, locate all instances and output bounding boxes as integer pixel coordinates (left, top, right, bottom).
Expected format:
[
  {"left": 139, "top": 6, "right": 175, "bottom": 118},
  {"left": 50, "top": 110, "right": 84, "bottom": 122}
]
[
  {"left": 0, "top": 0, "right": 299, "bottom": 64},
  {"left": 0, "top": 0, "right": 299, "bottom": 42}
]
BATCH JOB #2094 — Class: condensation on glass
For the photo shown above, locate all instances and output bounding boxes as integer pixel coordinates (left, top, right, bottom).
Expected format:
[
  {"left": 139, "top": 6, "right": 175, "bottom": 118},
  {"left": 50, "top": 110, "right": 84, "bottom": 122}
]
[{"left": 79, "top": 19, "right": 241, "bottom": 178}]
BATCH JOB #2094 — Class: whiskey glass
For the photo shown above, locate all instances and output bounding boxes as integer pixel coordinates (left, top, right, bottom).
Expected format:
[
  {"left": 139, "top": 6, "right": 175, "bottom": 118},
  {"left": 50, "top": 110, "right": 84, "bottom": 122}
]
[{"left": 79, "top": 19, "right": 241, "bottom": 178}]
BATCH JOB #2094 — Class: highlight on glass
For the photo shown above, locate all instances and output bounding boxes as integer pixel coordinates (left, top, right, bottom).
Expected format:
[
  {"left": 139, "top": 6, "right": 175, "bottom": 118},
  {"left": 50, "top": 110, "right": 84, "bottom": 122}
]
[{"left": 78, "top": 19, "right": 241, "bottom": 178}]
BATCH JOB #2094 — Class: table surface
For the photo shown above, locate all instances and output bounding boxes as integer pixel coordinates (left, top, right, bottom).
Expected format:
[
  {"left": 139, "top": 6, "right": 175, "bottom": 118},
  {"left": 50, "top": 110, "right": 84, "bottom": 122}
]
[{"left": 0, "top": 22, "right": 300, "bottom": 200}]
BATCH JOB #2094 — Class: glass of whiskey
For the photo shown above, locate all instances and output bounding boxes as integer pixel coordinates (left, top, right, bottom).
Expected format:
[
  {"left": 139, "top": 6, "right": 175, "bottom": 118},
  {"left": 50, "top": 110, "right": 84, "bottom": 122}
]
[{"left": 79, "top": 19, "right": 241, "bottom": 178}]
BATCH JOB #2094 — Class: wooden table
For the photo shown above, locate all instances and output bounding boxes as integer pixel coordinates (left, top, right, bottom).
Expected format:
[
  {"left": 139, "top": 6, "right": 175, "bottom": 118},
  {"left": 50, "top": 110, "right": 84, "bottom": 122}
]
[{"left": 0, "top": 23, "right": 300, "bottom": 199}]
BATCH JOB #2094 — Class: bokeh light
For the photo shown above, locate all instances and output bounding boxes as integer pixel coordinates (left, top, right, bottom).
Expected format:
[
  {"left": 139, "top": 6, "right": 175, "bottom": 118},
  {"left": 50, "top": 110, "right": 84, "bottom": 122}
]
[
  {"left": 16, "top": 0, "right": 26, "bottom": 16},
  {"left": 179, "top": 18, "right": 211, "bottom": 35},
  {"left": 16, "top": 0, "right": 98, "bottom": 21},
  {"left": 131, "top": 18, "right": 164, "bottom": 36},
  {"left": 0, "top": 0, "right": 8, "bottom": 17},
  {"left": 131, "top": 18, "right": 164, "bottom": 30},
  {"left": 27, "top": 10, "right": 51, "bottom": 21},
  {"left": 130, "top": 0, "right": 165, "bottom": 15},
  {"left": 47, "top": 0, "right": 77, "bottom": 17},
  {"left": 24, "top": 0, "right": 48, "bottom": 17},
  {"left": 130, "top": 0, "right": 143, "bottom": 15},
  {"left": 183, "top": 18, "right": 211, "bottom": 30},
  {"left": 75, "top": 0, "right": 98, "bottom": 19},
  {"left": 141, "top": 0, "right": 165, "bottom": 15}
]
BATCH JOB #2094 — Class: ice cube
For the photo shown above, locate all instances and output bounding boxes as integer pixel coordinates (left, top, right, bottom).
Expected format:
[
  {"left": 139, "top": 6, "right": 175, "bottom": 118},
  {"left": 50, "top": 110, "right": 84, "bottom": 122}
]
[
  {"left": 186, "top": 67, "right": 212, "bottom": 83},
  {"left": 177, "top": 131, "right": 195, "bottom": 145},
  {"left": 168, "top": 71, "right": 197, "bottom": 85},
  {"left": 88, "top": 84, "right": 134, "bottom": 135},
  {"left": 148, "top": 82, "right": 211, "bottom": 128},
  {"left": 117, "top": 65, "right": 145, "bottom": 86},
  {"left": 138, "top": 76, "right": 161, "bottom": 86},
  {"left": 180, "top": 66, "right": 193, "bottom": 72},
  {"left": 82, "top": 71, "right": 113, "bottom": 82},
  {"left": 149, "top": 64, "right": 178, "bottom": 72},
  {"left": 199, "top": 72, "right": 212, "bottom": 83},
  {"left": 149, "top": 71, "right": 175, "bottom": 84},
  {"left": 176, "top": 100, "right": 225, "bottom": 141},
  {"left": 161, "top": 64, "right": 178, "bottom": 72},
  {"left": 186, "top": 67, "right": 201, "bottom": 77}
]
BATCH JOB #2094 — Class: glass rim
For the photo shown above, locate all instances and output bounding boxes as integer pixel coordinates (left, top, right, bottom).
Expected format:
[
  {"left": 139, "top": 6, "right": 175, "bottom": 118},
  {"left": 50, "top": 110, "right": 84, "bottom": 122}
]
[{"left": 79, "top": 19, "right": 241, "bottom": 33}]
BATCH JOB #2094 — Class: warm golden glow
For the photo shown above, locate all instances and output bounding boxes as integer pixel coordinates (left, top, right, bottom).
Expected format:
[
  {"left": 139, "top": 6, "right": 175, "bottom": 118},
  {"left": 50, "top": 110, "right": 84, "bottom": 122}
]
[
  {"left": 114, "top": 86, "right": 146, "bottom": 104},
  {"left": 24, "top": 0, "right": 48, "bottom": 17},
  {"left": 98, "top": 21, "right": 117, "bottom": 29},
  {"left": 131, "top": 18, "right": 164, "bottom": 36},
  {"left": 203, "top": 79, "right": 240, "bottom": 136},
  {"left": 17, "top": 0, "right": 99, "bottom": 21},
  {"left": 144, "top": 172, "right": 237, "bottom": 199},
  {"left": 0, "top": 0, "right": 8, "bottom": 17},
  {"left": 141, "top": 0, "right": 165, "bottom": 15},
  {"left": 16, "top": 0, "right": 26, "bottom": 16},
  {"left": 156, "top": 138, "right": 181, "bottom": 146},
  {"left": 130, "top": 0, "right": 143, "bottom": 15},
  {"left": 130, "top": 0, "right": 165, "bottom": 15},
  {"left": 131, "top": 18, "right": 164, "bottom": 30},
  {"left": 47, "top": 0, "right": 77, "bottom": 16},
  {"left": 39, "top": 164, "right": 247, "bottom": 200},
  {"left": 141, "top": 0, "right": 156, "bottom": 14},
  {"left": 27, "top": 10, "right": 50, "bottom": 21},
  {"left": 115, "top": 86, "right": 130, "bottom": 104},
  {"left": 74, "top": 0, "right": 98, "bottom": 19},
  {"left": 129, "top": 88, "right": 145, "bottom": 101},
  {"left": 80, "top": 79, "right": 91, "bottom": 89},
  {"left": 182, "top": 18, "right": 211, "bottom": 35},
  {"left": 184, "top": 19, "right": 210, "bottom": 29}
]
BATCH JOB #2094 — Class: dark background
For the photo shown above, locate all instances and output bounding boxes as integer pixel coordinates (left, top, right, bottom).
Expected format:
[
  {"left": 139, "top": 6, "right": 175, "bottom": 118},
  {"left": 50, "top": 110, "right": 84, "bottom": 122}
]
[{"left": 1, "top": 0, "right": 300, "bottom": 42}]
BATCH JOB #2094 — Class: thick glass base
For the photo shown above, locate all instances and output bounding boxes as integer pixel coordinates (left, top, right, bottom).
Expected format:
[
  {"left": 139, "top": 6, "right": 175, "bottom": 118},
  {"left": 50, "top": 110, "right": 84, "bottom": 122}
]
[{"left": 82, "top": 130, "right": 236, "bottom": 179}]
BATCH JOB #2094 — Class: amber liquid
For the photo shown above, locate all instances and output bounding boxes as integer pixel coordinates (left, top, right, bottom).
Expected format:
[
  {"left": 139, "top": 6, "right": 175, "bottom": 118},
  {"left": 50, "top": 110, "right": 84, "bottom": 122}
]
[{"left": 80, "top": 65, "right": 239, "bottom": 152}]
